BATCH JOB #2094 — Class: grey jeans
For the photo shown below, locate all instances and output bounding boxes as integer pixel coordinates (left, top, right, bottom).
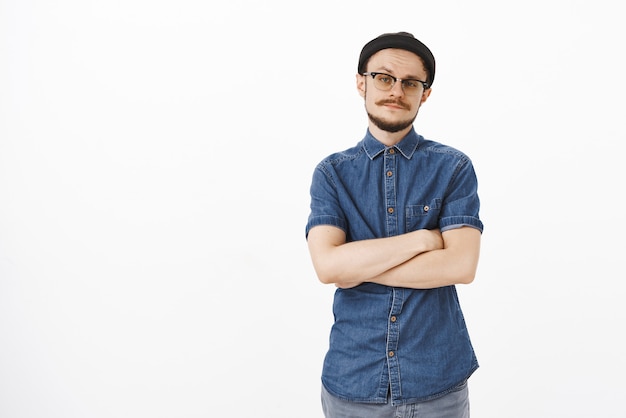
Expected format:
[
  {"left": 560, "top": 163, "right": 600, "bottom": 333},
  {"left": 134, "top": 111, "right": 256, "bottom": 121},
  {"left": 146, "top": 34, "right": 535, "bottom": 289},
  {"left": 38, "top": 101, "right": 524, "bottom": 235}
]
[{"left": 321, "top": 381, "right": 470, "bottom": 418}]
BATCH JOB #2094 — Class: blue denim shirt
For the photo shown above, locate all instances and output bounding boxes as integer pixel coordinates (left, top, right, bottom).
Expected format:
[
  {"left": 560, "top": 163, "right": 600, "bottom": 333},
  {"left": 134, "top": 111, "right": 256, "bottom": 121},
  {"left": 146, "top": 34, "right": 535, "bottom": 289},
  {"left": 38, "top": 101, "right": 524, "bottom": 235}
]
[{"left": 306, "top": 128, "right": 483, "bottom": 405}]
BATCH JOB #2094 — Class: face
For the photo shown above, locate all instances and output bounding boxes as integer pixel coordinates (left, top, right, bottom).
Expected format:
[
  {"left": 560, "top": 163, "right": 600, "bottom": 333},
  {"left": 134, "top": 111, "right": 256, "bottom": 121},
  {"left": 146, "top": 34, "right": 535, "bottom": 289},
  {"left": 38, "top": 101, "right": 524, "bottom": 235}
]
[{"left": 357, "top": 48, "right": 431, "bottom": 134}]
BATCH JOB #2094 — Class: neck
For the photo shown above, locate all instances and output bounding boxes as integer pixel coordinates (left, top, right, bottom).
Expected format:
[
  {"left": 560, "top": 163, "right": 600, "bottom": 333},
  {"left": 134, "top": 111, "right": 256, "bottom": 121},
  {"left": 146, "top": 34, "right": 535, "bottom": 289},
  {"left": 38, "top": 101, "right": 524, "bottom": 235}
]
[{"left": 369, "top": 123, "right": 412, "bottom": 147}]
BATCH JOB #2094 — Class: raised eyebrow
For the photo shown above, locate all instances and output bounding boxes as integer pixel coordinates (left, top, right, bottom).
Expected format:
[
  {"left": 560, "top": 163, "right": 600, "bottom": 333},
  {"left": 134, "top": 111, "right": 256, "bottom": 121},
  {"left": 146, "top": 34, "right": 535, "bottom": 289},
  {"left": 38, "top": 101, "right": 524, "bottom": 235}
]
[
  {"left": 372, "top": 68, "right": 395, "bottom": 77},
  {"left": 374, "top": 68, "right": 422, "bottom": 80}
]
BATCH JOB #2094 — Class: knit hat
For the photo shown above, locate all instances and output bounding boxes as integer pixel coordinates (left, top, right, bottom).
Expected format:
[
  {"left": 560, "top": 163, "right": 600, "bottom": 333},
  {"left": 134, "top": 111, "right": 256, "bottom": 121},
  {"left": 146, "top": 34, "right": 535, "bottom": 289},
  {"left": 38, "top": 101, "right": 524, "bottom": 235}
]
[{"left": 358, "top": 32, "right": 436, "bottom": 87}]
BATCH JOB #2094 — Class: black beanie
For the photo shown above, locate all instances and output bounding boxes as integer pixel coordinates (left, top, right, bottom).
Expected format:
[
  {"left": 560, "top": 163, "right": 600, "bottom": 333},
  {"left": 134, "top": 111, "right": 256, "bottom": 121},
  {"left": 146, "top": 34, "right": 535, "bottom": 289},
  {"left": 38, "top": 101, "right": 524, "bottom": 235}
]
[{"left": 358, "top": 32, "right": 436, "bottom": 87}]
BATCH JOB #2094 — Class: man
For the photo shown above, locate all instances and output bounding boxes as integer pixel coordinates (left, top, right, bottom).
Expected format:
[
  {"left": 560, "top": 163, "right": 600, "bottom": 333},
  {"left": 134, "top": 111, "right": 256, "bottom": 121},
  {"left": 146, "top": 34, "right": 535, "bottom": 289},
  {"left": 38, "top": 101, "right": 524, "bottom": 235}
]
[{"left": 305, "top": 32, "right": 483, "bottom": 418}]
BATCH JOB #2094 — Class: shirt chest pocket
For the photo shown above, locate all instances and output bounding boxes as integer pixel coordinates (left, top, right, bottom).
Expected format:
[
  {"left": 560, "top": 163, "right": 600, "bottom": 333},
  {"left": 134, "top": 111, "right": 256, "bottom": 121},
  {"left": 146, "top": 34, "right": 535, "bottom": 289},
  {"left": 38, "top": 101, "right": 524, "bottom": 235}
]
[{"left": 405, "top": 198, "right": 442, "bottom": 232}]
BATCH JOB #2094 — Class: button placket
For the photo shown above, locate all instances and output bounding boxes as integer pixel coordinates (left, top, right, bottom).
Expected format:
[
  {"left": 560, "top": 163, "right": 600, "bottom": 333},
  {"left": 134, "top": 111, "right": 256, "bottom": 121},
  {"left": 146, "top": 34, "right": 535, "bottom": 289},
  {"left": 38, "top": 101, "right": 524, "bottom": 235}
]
[
  {"left": 384, "top": 148, "right": 398, "bottom": 237},
  {"left": 386, "top": 287, "right": 405, "bottom": 401}
]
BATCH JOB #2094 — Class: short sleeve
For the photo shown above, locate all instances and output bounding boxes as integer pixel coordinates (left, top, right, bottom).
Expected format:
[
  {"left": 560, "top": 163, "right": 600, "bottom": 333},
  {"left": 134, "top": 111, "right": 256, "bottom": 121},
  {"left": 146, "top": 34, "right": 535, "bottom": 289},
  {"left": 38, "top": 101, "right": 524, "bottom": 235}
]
[
  {"left": 305, "top": 164, "right": 348, "bottom": 238},
  {"left": 439, "top": 158, "right": 483, "bottom": 233}
]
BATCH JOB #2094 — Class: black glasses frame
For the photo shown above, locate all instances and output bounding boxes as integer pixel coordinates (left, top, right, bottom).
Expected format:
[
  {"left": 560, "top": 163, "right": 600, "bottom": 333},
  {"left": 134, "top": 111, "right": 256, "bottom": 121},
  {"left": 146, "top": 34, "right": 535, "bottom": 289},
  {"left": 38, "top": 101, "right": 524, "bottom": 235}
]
[{"left": 362, "top": 72, "right": 429, "bottom": 93}]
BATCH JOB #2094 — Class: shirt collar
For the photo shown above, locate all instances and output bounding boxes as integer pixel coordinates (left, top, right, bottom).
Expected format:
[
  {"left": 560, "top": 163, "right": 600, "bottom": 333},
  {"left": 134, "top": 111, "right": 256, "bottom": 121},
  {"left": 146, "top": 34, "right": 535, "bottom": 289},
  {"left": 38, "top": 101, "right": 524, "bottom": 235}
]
[{"left": 362, "top": 128, "right": 420, "bottom": 160}]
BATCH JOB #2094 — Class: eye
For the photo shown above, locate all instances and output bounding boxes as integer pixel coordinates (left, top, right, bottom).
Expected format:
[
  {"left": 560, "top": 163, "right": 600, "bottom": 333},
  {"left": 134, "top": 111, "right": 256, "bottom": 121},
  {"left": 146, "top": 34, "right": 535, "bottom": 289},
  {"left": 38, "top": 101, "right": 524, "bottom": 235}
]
[
  {"left": 375, "top": 74, "right": 394, "bottom": 85},
  {"left": 403, "top": 80, "right": 421, "bottom": 89}
]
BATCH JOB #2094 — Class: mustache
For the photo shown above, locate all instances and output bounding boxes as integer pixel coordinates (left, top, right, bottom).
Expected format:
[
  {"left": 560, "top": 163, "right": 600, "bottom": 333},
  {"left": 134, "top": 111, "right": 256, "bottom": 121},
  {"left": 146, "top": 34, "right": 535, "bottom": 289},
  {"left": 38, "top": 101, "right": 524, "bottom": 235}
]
[{"left": 375, "top": 99, "right": 410, "bottom": 110}]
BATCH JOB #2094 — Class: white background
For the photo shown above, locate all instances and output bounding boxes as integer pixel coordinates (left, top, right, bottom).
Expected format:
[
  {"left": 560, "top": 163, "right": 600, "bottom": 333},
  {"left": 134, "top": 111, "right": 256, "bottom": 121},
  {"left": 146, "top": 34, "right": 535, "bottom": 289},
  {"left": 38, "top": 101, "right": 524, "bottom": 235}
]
[{"left": 1, "top": 1, "right": 625, "bottom": 417}]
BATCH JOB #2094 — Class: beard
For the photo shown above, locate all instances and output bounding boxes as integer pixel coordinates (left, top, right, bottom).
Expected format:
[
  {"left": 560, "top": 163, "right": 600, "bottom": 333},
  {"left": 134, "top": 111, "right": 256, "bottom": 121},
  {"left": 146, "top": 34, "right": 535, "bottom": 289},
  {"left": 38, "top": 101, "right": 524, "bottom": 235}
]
[
  {"left": 366, "top": 98, "right": 418, "bottom": 133},
  {"left": 367, "top": 111, "right": 417, "bottom": 133}
]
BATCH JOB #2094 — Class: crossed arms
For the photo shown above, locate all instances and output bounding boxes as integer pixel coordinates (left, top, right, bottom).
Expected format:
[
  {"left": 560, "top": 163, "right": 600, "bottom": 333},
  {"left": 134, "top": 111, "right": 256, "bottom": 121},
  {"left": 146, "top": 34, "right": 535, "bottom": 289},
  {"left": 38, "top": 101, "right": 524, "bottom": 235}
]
[{"left": 306, "top": 225, "right": 481, "bottom": 289}]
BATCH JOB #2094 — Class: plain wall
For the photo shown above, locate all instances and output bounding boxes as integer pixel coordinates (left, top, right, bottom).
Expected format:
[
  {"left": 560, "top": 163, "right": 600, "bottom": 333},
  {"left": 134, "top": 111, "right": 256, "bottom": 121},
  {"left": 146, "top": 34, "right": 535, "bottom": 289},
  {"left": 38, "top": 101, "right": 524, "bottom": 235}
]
[{"left": 1, "top": 1, "right": 625, "bottom": 417}]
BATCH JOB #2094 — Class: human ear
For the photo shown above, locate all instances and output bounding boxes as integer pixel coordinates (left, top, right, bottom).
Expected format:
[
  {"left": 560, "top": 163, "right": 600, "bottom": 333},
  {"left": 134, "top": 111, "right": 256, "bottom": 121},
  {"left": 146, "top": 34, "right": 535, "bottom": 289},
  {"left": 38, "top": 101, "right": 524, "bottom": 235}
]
[
  {"left": 356, "top": 74, "right": 366, "bottom": 98},
  {"left": 420, "top": 88, "right": 432, "bottom": 104}
]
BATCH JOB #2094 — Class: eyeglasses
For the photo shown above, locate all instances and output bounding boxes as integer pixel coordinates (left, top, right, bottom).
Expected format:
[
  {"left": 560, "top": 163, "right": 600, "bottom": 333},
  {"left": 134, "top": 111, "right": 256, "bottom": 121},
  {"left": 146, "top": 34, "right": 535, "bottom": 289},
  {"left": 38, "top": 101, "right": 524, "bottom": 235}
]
[{"left": 362, "top": 72, "right": 429, "bottom": 95}]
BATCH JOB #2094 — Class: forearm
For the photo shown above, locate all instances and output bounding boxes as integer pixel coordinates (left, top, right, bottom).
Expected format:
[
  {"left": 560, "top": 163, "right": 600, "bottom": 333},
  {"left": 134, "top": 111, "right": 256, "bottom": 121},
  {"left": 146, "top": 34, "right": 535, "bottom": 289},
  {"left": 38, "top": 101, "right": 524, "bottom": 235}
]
[
  {"left": 307, "top": 226, "right": 442, "bottom": 285},
  {"left": 371, "top": 248, "right": 477, "bottom": 289},
  {"left": 369, "top": 227, "right": 481, "bottom": 289}
]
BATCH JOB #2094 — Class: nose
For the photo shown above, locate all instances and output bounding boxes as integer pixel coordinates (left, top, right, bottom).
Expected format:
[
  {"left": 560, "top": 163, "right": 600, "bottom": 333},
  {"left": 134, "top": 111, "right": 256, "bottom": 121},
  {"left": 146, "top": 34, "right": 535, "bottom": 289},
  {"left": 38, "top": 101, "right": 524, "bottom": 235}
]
[{"left": 389, "top": 80, "right": 405, "bottom": 96}]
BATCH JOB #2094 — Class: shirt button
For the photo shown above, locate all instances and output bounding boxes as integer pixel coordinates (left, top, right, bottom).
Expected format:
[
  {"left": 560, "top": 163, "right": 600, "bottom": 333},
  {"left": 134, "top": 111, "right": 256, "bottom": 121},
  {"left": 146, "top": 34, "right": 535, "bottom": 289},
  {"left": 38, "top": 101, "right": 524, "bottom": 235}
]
[
  {"left": 389, "top": 149, "right": 395, "bottom": 154},
  {"left": 387, "top": 171, "right": 393, "bottom": 177},
  {"left": 390, "top": 316, "right": 397, "bottom": 322},
  {"left": 388, "top": 351, "right": 394, "bottom": 357},
  {"left": 387, "top": 207, "right": 394, "bottom": 214},
  {"left": 424, "top": 205, "right": 430, "bottom": 212}
]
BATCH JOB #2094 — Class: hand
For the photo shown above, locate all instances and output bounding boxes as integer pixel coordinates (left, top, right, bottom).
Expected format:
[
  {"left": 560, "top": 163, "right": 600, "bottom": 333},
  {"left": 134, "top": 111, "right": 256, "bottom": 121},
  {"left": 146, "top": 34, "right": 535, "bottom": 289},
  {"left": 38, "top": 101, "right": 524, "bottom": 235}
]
[{"left": 335, "top": 281, "right": 363, "bottom": 289}]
